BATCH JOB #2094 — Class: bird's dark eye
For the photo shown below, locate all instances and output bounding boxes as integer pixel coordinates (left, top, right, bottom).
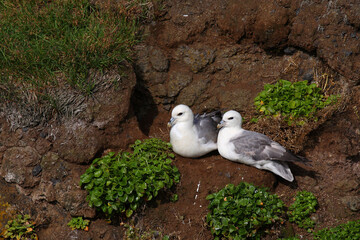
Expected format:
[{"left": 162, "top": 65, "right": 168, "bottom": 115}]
[
  {"left": 228, "top": 117, "right": 234, "bottom": 120},
  {"left": 177, "top": 112, "right": 183, "bottom": 116}
]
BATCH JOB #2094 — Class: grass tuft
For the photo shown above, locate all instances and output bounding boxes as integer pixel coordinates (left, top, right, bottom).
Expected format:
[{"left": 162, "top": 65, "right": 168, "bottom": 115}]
[{"left": 0, "top": 0, "right": 152, "bottom": 99}]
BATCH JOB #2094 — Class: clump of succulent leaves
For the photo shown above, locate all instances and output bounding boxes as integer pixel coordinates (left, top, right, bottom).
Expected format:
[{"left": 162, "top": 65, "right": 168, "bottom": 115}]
[
  {"left": 2, "top": 214, "right": 37, "bottom": 240},
  {"left": 288, "top": 191, "right": 318, "bottom": 231},
  {"left": 67, "top": 217, "right": 90, "bottom": 231},
  {"left": 254, "top": 79, "right": 339, "bottom": 125},
  {"left": 206, "top": 182, "right": 285, "bottom": 239},
  {"left": 80, "top": 138, "right": 180, "bottom": 217}
]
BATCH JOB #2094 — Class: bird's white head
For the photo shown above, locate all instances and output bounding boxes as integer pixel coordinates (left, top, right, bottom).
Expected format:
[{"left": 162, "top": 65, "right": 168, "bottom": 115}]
[
  {"left": 167, "top": 104, "right": 194, "bottom": 128},
  {"left": 217, "top": 110, "right": 242, "bottom": 129}
]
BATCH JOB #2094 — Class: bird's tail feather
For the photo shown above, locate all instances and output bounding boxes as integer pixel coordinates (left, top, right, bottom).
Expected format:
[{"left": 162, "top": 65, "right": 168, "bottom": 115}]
[
  {"left": 261, "top": 161, "right": 294, "bottom": 182},
  {"left": 296, "top": 155, "right": 312, "bottom": 166},
  {"left": 277, "top": 150, "right": 312, "bottom": 166}
]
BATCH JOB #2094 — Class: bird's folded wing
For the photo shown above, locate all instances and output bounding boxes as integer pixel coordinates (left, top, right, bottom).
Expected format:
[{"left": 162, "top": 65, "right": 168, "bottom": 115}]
[
  {"left": 230, "top": 130, "right": 310, "bottom": 164},
  {"left": 194, "top": 111, "right": 221, "bottom": 143}
]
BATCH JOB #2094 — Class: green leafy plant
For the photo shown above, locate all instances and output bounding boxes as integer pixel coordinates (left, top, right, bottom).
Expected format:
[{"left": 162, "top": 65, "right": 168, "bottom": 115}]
[
  {"left": 67, "top": 217, "right": 90, "bottom": 231},
  {"left": 170, "top": 193, "right": 179, "bottom": 202},
  {"left": 313, "top": 220, "right": 360, "bottom": 240},
  {"left": 80, "top": 138, "right": 180, "bottom": 218},
  {"left": 206, "top": 182, "right": 285, "bottom": 239},
  {"left": 288, "top": 191, "right": 318, "bottom": 231},
  {"left": 2, "top": 214, "right": 37, "bottom": 240},
  {"left": 254, "top": 79, "right": 339, "bottom": 125}
]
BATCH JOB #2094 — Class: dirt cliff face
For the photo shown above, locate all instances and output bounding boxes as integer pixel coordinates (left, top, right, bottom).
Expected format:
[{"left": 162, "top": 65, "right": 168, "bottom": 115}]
[
  {"left": 135, "top": 0, "right": 359, "bottom": 112},
  {"left": 0, "top": 0, "right": 359, "bottom": 239},
  {"left": 131, "top": 1, "right": 360, "bottom": 238}
]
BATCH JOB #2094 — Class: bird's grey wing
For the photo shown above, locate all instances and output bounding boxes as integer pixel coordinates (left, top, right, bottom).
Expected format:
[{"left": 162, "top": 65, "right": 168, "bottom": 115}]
[
  {"left": 230, "top": 130, "right": 311, "bottom": 165},
  {"left": 230, "top": 131, "right": 269, "bottom": 158},
  {"left": 194, "top": 110, "right": 222, "bottom": 143}
]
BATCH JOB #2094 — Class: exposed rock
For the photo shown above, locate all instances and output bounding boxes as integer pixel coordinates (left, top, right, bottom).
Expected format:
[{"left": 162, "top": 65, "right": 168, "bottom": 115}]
[
  {"left": 35, "top": 137, "right": 52, "bottom": 155},
  {"left": 175, "top": 45, "right": 216, "bottom": 73},
  {"left": 334, "top": 179, "right": 359, "bottom": 193},
  {"left": 252, "top": 1, "right": 291, "bottom": 49},
  {"left": 32, "top": 165, "right": 42, "bottom": 176},
  {"left": 176, "top": 76, "right": 212, "bottom": 106},
  {"left": 167, "top": 70, "right": 193, "bottom": 97},
  {"left": 284, "top": 47, "right": 297, "bottom": 55},
  {"left": 89, "top": 220, "right": 124, "bottom": 240},
  {"left": 89, "top": 69, "right": 136, "bottom": 131},
  {"left": 155, "top": 1, "right": 211, "bottom": 48},
  {"left": 40, "top": 152, "right": 68, "bottom": 183},
  {"left": 31, "top": 181, "right": 56, "bottom": 203},
  {"left": 133, "top": 44, "right": 153, "bottom": 76},
  {"left": 1, "top": 146, "right": 41, "bottom": 187},
  {"left": 149, "top": 47, "right": 170, "bottom": 72},
  {"left": 1, "top": 127, "right": 23, "bottom": 147},
  {"left": 341, "top": 196, "right": 360, "bottom": 212},
  {"left": 55, "top": 180, "right": 95, "bottom": 218},
  {"left": 54, "top": 120, "right": 104, "bottom": 164},
  {"left": 39, "top": 225, "right": 93, "bottom": 240},
  {"left": 218, "top": 88, "right": 252, "bottom": 111}
]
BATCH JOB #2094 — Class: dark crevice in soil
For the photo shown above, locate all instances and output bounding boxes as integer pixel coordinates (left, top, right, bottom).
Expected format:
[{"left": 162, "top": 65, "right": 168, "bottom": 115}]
[
  {"left": 348, "top": 152, "right": 360, "bottom": 163},
  {"left": 264, "top": 44, "right": 318, "bottom": 58},
  {"left": 130, "top": 75, "right": 159, "bottom": 136}
]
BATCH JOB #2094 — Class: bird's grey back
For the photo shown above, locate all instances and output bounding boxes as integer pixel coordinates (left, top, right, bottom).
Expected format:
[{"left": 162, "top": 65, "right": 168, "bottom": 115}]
[{"left": 193, "top": 110, "right": 222, "bottom": 143}]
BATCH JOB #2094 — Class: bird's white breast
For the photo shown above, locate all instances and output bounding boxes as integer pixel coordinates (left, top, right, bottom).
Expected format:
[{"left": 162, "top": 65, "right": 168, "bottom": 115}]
[
  {"left": 218, "top": 127, "right": 258, "bottom": 165},
  {"left": 217, "top": 127, "right": 240, "bottom": 161},
  {"left": 170, "top": 123, "right": 216, "bottom": 158}
]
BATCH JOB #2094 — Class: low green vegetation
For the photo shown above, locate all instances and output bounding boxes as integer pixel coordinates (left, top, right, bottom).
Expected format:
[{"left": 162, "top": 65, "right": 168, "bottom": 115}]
[
  {"left": 206, "top": 182, "right": 285, "bottom": 239},
  {"left": 124, "top": 224, "right": 170, "bottom": 240},
  {"left": 254, "top": 79, "right": 339, "bottom": 125},
  {"left": 67, "top": 217, "right": 90, "bottom": 231},
  {"left": 313, "top": 220, "right": 360, "bottom": 240},
  {"left": 206, "top": 184, "right": 323, "bottom": 239},
  {"left": 288, "top": 191, "right": 318, "bottom": 231},
  {"left": 278, "top": 237, "right": 300, "bottom": 240},
  {"left": 170, "top": 193, "right": 179, "bottom": 202},
  {"left": 80, "top": 138, "right": 180, "bottom": 218},
  {"left": 1, "top": 214, "right": 37, "bottom": 240},
  {"left": 206, "top": 184, "right": 360, "bottom": 239},
  {"left": 0, "top": 0, "right": 152, "bottom": 101}
]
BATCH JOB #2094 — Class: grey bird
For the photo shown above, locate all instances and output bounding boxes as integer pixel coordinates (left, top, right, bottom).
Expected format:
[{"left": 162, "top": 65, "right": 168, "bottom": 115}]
[{"left": 217, "top": 110, "right": 310, "bottom": 182}]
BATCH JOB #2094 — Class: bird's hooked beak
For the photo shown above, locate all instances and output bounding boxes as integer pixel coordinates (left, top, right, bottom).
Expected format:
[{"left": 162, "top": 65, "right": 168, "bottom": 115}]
[
  {"left": 167, "top": 117, "right": 176, "bottom": 129},
  {"left": 217, "top": 120, "right": 225, "bottom": 129}
]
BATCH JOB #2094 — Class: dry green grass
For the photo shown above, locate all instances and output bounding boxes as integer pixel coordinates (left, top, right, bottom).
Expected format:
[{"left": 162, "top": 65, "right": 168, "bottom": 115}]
[
  {"left": 0, "top": 0, "right": 153, "bottom": 101},
  {"left": 0, "top": 0, "right": 157, "bottom": 128}
]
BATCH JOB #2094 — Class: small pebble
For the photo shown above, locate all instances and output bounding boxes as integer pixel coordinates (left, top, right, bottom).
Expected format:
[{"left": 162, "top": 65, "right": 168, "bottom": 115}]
[{"left": 32, "top": 165, "right": 42, "bottom": 176}]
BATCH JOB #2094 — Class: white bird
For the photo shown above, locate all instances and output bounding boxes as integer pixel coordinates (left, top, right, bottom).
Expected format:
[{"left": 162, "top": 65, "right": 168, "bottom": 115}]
[
  {"left": 168, "top": 104, "right": 221, "bottom": 158},
  {"left": 217, "top": 110, "right": 310, "bottom": 182}
]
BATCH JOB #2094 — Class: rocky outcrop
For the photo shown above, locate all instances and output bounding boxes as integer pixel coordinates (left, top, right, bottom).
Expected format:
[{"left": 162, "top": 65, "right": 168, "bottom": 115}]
[
  {"left": 0, "top": 63, "right": 141, "bottom": 235},
  {"left": 1, "top": 146, "right": 41, "bottom": 187}
]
